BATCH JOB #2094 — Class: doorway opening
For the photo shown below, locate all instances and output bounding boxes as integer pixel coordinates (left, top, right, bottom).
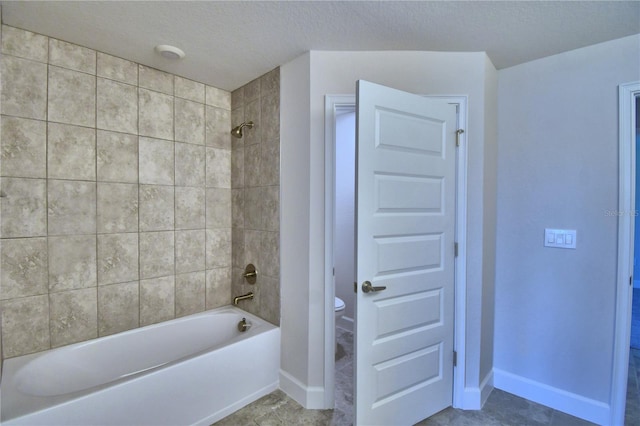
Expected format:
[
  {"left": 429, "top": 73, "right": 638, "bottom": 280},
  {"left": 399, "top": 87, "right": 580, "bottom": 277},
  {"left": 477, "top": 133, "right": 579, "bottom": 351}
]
[
  {"left": 614, "top": 81, "right": 640, "bottom": 425},
  {"left": 632, "top": 96, "right": 640, "bottom": 351},
  {"left": 333, "top": 106, "right": 356, "bottom": 422}
]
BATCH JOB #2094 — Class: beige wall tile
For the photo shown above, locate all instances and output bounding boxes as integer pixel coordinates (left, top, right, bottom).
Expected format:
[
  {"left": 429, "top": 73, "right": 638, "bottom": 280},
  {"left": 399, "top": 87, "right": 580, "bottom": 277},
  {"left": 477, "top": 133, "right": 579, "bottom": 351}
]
[
  {"left": 139, "top": 185, "right": 174, "bottom": 231},
  {"left": 47, "top": 123, "right": 96, "bottom": 181},
  {"left": 48, "top": 235, "right": 97, "bottom": 292},
  {"left": 1, "top": 55, "right": 47, "bottom": 120},
  {"left": 48, "top": 180, "right": 96, "bottom": 236},
  {"left": 1, "top": 178, "right": 47, "bottom": 238},
  {"left": 243, "top": 78, "right": 260, "bottom": 103},
  {"left": 1, "top": 25, "right": 48, "bottom": 62},
  {"left": 175, "top": 142, "right": 205, "bottom": 187},
  {"left": 231, "top": 189, "right": 245, "bottom": 229},
  {"left": 260, "top": 275, "right": 280, "bottom": 325},
  {"left": 1, "top": 116, "right": 46, "bottom": 178},
  {"left": 97, "top": 233, "right": 139, "bottom": 285},
  {"left": 175, "top": 186, "right": 205, "bottom": 230},
  {"left": 97, "top": 130, "right": 138, "bottom": 183},
  {"left": 205, "top": 85, "right": 231, "bottom": 110},
  {"left": 230, "top": 267, "right": 246, "bottom": 300},
  {"left": 48, "top": 66, "right": 96, "bottom": 127},
  {"left": 206, "top": 188, "right": 231, "bottom": 229},
  {"left": 139, "top": 88, "right": 174, "bottom": 140},
  {"left": 0, "top": 32, "right": 271, "bottom": 355},
  {"left": 176, "top": 229, "right": 206, "bottom": 274},
  {"left": 260, "top": 68, "right": 279, "bottom": 97},
  {"left": 244, "top": 230, "right": 263, "bottom": 275},
  {"left": 139, "top": 231, "right": 175, "bottom": 279},
  {"left": 97, "top": 52, "right": 138, "bottom": 85},
  {"left": 139, "top": 66, "right": 173, "bottom": 95},
  {"left": 262, "top": 231, "right": 280, "bottom": 279},
  {"left": 244, "top": 143, "right": 262, "bottom": 187},
  {"left": 228, "top": 69, "right": 280, "bottom": 325},
  {"left": 231, "top": 228, "right": 244, "bottom": 270},
  {"left": 176, "top": 271, "right": 205, "bottom": 317},
  {"left": 264, "top": 186, "right": 280, "bottom": 232},
  {"left": 97, "top": 78, "right": 138, "bottom": 134},
  {"left": 244, "top": 187, "right": 263, "bottom": 230},
  {"left": 98, "top": 281, "right": 139, "bottom": 336},
  {"left": 139, "top": 137, "right": 174, "bottom": 185},
  {"left": 261, "top": 92, "right": 280, "bottom": 142},
  {"left": 1, "top": 295, "right": 49, "bottom": 357},
  {"left": 206, "top": 228, "right": 231, "bottom": 269},
  {"left": 243, "top": 99, "right": 261, "bottom": 146},
  {"left": 206, "top": 147, "right": 231, "bottom": 188},
  {"left": 140, "top": 276, "right": 174, "bottom": 326},
  {"left": 262, "top": 138, "right": 280, "bottom": 186},
  {"left": 50, "top": 288, "right": 97, "bottom": 348},
  {"left": 175, "top": 76, "right": 205, "bottom": 103},
  {"left": 1, "top": 237, "right": 48, "bottom": 299},
  {"left": 206, "top": 267, "right": 231, "bottom": 310},
  {"left": 231, "top": 87, "right": 243, "bottom": 110},
  {"left": 206, "top": 106, "right": 231, "bottom": 149},
  {"left": 97, "top": 182, "right": 139, "bottom": 233},
  {"left": 231, "top": 147, "right": 244, "bottom": 188},
  {"left": 49, "top": 39, "right": 96, "bottom": 74},
  {"left": 175, "top": 98, "right": 205, "bottom": 145}
]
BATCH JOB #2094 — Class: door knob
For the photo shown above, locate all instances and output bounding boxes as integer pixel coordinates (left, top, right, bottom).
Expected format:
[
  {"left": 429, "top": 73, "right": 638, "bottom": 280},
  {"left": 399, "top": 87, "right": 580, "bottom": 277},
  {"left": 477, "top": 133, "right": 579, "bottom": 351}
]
[{"left": 362, "top": 281, "right": 386, "bottom": 293}]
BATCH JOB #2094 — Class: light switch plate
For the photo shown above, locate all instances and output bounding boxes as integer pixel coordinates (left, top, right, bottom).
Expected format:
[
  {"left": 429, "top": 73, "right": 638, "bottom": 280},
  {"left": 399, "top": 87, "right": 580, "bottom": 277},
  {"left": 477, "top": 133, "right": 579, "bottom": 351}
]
[{"left": 544, "top": 229, "right": 577, "bottom": 249}]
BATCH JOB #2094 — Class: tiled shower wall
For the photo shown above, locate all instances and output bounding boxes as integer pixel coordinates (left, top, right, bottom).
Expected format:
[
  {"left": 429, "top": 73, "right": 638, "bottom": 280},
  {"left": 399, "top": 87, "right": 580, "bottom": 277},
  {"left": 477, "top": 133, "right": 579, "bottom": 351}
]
[
  {"left": 0, "top": 25, "right": 237, "bottom": 359},
  {"left": 230, "top": 71, "right": 280, "bottom": 325}
]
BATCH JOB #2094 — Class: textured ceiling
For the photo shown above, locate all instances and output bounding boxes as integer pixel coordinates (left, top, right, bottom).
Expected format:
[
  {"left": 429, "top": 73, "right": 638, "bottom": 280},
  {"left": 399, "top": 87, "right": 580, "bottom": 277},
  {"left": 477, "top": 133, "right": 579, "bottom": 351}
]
[{"left": 1, "top": 1, "right": 638, "bottom": 91}]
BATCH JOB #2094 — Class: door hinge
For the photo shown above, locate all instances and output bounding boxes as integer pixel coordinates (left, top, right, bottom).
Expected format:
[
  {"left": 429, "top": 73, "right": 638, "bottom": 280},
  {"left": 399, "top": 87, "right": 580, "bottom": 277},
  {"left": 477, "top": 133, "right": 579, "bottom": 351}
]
[
  {"left": 354, "top": 282, "right": 357, "bottom": 293},
  {"left": 453, "top": 351, "right": 457, "bottom": 367},
  {"left": 454, "top": 242, "right": 458, "bottom": 257},
  {"left": 455, "top": 129, "right": 465, "bottom": 147}
]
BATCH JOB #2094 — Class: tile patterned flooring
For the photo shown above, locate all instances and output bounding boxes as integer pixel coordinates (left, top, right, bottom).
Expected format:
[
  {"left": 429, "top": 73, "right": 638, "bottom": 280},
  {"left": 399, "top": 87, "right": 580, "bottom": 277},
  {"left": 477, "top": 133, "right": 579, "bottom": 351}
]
[
  {"left": 214, "top": 330, "right": 640, "bottom": 425},
  {"left": 631, "top": 289, "right": 640, "bottom": 349}
]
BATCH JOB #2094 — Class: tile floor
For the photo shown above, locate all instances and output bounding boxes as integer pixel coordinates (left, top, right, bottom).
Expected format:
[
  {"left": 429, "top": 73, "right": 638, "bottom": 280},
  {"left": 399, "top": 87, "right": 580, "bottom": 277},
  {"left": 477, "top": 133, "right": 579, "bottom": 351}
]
[
  {"left": 214, "top": 330, "right": 640, "bottom": 426},
  {"left": 631, "top": 289, "right": 640, "bottom": 349}
]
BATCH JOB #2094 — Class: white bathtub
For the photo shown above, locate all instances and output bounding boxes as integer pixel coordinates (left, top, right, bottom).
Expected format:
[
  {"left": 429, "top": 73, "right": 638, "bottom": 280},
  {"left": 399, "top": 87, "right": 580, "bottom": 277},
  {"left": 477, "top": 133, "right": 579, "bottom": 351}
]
[{"left": 0, "top": 305, "right": 280, "bottom": 425}]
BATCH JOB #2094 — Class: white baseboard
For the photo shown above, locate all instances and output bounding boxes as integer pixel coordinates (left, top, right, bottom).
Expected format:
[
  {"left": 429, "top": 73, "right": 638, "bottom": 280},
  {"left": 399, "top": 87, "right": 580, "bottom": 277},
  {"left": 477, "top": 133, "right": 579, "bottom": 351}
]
[
  {"left": 279, "top": 370, "right": 326, "bottom": 409},
  {"left": 480, "top": 369, "right": 494, "bottom": 408},
  {"left": 457, "top": 370, "right": 493, "bottom": 410},
  {"left": 493, "top": 368, "right": 610, "bottom": 425}
]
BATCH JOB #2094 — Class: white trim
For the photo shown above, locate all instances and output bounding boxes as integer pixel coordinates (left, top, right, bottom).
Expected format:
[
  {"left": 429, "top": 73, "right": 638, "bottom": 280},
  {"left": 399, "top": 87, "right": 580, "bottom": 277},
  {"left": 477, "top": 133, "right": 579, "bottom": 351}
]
[
  {"left": 279, "top": 370, "right": 325, "bottom": 409},
  {"left": 480, "top": 369, "right": 494, "bottom": 408},
  {"left": 323, "top": 95, "right": 355, "bottom": 409},
  {"left": 458, "top": 369, "right": 493, "bottom": 410},
  {"left": 323, "top": 94, "right": 469, "bottom": 412},
  {"left": 494, "top": 369, "right": 610, "bottom": 425},
  {"left": 612, "top": 81, "right": 640, "bottom": 425}
]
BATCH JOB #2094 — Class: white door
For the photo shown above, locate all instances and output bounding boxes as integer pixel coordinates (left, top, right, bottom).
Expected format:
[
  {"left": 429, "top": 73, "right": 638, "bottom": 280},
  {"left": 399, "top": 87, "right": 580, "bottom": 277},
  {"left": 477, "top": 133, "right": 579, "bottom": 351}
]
[{"left": 355, "top": 80, "right": 457, "bottom": 425}]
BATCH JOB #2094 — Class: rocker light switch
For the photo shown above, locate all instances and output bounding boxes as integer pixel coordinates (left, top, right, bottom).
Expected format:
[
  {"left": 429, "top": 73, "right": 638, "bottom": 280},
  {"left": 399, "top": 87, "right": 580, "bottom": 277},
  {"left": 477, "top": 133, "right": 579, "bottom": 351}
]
[{"left": 544, "top": 229, "right": 577, "bottom": 249}]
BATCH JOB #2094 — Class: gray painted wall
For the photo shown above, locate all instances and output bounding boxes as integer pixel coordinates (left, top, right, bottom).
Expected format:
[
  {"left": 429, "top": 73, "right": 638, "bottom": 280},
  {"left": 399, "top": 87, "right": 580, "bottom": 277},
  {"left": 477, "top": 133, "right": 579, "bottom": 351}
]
[{"left": 495, "top": 35, "right": 640, "bottom": 407}]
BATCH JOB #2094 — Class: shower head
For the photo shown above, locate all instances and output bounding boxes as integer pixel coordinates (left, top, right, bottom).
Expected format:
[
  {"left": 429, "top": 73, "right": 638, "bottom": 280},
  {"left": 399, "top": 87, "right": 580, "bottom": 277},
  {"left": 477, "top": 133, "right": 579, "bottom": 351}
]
[{"left": 231, "top": 121, "right": 254, "bottom": 139}]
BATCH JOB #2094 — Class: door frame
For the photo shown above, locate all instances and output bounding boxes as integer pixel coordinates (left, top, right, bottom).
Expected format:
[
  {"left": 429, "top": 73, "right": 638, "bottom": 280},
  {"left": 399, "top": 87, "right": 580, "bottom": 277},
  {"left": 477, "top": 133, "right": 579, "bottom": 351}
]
[
  {"left": 323, "top": 93, "right": 469, "bottom": 409},
  {"left": 612, "top": 81, "right": 640, "bottom": 425}
]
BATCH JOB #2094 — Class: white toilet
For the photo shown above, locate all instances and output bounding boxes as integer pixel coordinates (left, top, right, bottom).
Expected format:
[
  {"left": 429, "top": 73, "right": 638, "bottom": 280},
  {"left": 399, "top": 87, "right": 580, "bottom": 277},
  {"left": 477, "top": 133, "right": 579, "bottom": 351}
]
[{"left": 334, "top": 297, "right": 345, "bottom": 352}]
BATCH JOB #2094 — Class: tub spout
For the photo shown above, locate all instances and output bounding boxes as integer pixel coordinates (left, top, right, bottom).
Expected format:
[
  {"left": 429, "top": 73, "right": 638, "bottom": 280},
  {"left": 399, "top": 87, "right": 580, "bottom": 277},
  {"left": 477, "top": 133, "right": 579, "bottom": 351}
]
[{"left": 233, "top": 292, "right": 254, "bottom": 305}]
